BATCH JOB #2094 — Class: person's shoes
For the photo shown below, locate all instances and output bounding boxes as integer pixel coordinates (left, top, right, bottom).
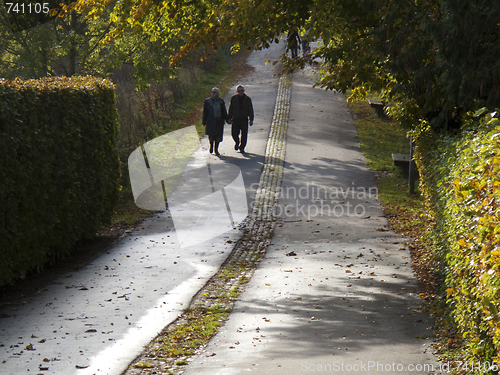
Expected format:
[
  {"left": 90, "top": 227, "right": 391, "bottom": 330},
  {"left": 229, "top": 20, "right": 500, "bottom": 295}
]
[
  {"left": 234, "top": 143, "right": 239, "bottom": 150},
  {"left": 215, "top": 151, "right": 220, "bottom": 156},
  {"left": 239, "top": 147, "right": 245, "bottom": 153}
]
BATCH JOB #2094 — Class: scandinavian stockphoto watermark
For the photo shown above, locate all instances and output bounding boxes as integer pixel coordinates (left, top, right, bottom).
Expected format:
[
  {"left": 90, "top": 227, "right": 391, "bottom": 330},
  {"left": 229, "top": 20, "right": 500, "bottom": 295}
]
[
  {"left": 249, "top": 181, "right": 378, "bottom": 220},
  {"left": 128, "top": 126, "right": 248, "bottom": 247},
  {"left": 128, "top": 127, "right": 379, "bottom": 245}
]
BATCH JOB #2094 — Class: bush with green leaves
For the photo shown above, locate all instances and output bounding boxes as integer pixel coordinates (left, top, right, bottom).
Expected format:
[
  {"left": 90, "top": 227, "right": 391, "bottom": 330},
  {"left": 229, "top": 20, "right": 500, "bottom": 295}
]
[
  {"left": 0, "top": 76, "right": 120, "bottom": 286},
  {"left": 415, "top": 109, "right": 500, "bottom": 368}
]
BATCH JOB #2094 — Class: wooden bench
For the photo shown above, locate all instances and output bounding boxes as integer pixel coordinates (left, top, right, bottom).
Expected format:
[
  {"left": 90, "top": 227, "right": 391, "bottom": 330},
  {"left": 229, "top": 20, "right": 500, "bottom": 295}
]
[
  {"left": 391, "top": 153, "right": 410, "bottom": 168},
  {"left": 368, "top": 99, "right": 386, "bottom": 118},
  {"left": 392, "top": 153, "right": 420, "bottom": 182},
  {"left": 392, "top": 153, "right": 420, "bottom": 180}
]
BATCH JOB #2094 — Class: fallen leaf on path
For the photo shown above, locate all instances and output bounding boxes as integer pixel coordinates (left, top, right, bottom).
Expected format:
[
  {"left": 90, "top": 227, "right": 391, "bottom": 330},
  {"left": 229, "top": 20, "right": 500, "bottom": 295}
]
[{"left": 133, "top": 362, "right": 152, "bottom": 368}]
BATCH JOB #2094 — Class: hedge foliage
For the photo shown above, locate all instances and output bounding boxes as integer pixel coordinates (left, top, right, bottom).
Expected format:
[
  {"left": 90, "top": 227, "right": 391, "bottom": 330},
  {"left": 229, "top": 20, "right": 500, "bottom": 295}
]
[
  {"left": 415, "top": 110, "right": 500, "bottom": 367},
  {"left": 0, "top": 76, "right": 120, "bottom": 286}
]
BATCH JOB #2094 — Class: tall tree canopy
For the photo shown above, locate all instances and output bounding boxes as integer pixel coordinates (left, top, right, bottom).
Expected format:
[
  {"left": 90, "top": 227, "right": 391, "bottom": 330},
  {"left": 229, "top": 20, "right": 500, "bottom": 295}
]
[
  {"left": 15, "top": 0, "right": 500, "bottom": 130},
  {"left": 0, "top": 0, "right": 180, "bottom": 83}
]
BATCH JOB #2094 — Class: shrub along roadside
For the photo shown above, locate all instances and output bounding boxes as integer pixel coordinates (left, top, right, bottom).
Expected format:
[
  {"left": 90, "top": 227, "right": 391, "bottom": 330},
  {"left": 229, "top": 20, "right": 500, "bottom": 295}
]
[
  {"left": 415, "top": 110, "right": 500, "bottom": 372},
  {"left": 0, "top": 77, "right": 120, "bottom": 287},
  {"left": 347, "top": 100, "right": 467, "bottom": 371}
]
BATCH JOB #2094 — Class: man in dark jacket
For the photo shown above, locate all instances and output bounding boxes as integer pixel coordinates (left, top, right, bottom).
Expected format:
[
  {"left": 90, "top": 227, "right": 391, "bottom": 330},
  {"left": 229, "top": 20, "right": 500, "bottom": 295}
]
[
  {"left": 202, "top": 87, "right": 228, "bottom": 156},
  {"left": 228, "top": 85, "right": 254, "bottom": 153},
  {"left": 287, "top": 29, "right": 301, "bottom": 59}
]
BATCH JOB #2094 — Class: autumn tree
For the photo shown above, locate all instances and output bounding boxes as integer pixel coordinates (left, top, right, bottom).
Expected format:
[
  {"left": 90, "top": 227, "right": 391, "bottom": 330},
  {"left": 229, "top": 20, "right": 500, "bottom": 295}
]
[
  {"left": 373, "top": 0, "right": 500, "bottom": 130},
  {"left": 50, "top": 0, "right": 500, "bottom": 130},
  {"left": 0, "top": 1, "right": 180, "bottom": 83}
]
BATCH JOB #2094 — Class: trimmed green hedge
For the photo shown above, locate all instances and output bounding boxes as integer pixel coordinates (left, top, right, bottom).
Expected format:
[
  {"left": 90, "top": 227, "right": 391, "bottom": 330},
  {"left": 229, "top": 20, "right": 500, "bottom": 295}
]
[
  {"left": 0, "top": 77, "right": 120, "bottom": 286},
  {"left": 415, "top": 111, "right": 500, "bottom": 368}
]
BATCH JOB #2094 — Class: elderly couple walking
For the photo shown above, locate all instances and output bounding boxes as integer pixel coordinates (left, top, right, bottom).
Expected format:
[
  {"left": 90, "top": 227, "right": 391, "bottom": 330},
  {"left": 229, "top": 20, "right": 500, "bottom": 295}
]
[{"left": 202, "top": 85, "right": 254, "bottom": 155}]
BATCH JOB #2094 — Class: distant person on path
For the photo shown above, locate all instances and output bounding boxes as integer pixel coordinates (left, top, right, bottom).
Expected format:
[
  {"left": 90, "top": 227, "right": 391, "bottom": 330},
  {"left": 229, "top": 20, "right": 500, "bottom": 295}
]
[
  {"left": 301, "top": 30, "right": 310, "bottom": 57},
  {"left": 287, "top": 29, "right": 301, "bottom": 59},
  {"left": 202, "top": 87, "right": 228, "bottom": 156},
  {"left": 228, "top": 85, "right": 254, "bottom": 153}
]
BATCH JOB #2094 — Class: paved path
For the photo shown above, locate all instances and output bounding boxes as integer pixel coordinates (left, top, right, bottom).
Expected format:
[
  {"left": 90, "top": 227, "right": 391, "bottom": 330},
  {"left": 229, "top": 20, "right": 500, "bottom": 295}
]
[{"left": 182, "top": 66, "right": 443, "bottom": 374}]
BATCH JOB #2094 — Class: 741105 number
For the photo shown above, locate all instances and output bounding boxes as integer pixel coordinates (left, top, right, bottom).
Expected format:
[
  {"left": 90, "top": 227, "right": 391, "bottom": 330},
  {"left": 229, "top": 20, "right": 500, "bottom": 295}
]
[{"left": 6, "top": 3, "right": 50, "bottom": 14}]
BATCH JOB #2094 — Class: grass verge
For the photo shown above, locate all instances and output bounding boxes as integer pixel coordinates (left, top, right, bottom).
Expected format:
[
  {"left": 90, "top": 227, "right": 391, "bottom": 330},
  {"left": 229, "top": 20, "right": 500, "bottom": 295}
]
[
  {"left": 347, "top": 100, "right": 424, "bottom": 236},
  {"left": 347, "top": 99, "right": 465, "bottom": 372}
]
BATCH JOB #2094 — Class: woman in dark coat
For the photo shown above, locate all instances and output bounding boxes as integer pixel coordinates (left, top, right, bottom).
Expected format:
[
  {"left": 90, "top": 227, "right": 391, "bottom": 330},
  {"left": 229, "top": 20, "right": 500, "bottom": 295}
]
[{"left": 202, "top": 87, "right": 228, "bottom": 156}]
